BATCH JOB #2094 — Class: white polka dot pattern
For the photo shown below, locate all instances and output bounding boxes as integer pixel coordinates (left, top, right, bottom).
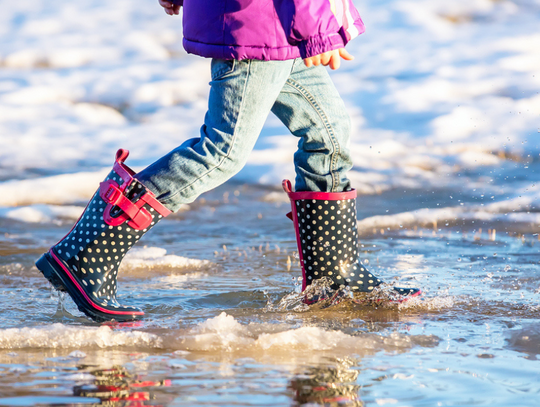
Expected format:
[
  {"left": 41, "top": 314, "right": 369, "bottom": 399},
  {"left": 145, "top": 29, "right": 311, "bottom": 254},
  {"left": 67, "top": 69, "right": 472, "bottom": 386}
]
[
  {"left": 52, "top": 169, "right": 162, "bottom": 312},
  {"left": 294, "top": 197, "right": 382, "bottom": 292}
]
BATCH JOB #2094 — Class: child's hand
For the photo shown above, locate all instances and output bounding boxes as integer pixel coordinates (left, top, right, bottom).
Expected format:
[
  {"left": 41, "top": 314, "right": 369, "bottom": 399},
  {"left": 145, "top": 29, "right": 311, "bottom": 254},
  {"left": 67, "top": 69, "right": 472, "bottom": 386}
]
[
  {"left": 158, "top": 0, "right": 180, "bottom": 15},
  {"left": 303, "top": 48, "right": 354, "bottom": 70}
]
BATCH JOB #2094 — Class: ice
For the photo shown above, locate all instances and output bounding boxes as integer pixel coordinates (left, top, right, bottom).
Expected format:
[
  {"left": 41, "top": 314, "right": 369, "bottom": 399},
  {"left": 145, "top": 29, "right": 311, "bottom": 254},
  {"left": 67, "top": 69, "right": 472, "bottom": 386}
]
[
  {"left": 256, "top": 326, "right": 374, "bottom": 351},
  {"left": 0, "top": 171, "right": 108, "bottom": 207},
  {"left": 185, "top": 312, "right": 253, "bottom": 351},
  {"left": 120, "top": 247, "right": 211, "bottom": 271},
  {"left": 0, "top": 204, "right": 84, "bottom": 223},
  {"left": 357, "top": 190, "right": 539, "bottom": 233},
  {"left": 179, "top": 312, "right": 419, "bottom": 353},
  {"left": 0, "top": 324, "right": 162, "bottom": 349}
]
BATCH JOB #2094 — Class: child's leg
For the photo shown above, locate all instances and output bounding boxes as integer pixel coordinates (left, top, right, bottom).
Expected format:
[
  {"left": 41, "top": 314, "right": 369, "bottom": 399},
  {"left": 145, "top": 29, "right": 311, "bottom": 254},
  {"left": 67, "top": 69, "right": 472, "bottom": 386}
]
[
  {"left": 271, "top": 61, "right": 353, "bottom": 193},
  {"left": 136, "top": 59, "right": 294, "bottom": 212},
  {"left": 276, "top": 61, "right": 421, "bottom": 300},
  {"left": 36, "top": 58, "right": 296, "bottom": 322}
]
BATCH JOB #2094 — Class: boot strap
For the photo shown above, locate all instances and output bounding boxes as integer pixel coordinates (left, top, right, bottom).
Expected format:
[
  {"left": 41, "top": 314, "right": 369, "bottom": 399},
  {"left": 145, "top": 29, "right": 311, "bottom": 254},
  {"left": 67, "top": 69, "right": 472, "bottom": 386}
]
[
  {"left": 100, "top": 181, "right": 153, "bottom": 230},
  {"left": 98, "top": 149, "right": 172, "bottom": 230}
]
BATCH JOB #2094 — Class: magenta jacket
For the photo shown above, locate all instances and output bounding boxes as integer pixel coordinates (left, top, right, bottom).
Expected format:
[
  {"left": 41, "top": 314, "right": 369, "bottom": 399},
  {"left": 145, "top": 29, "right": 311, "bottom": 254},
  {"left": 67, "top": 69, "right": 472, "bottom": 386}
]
[{"left": 170, "top": 0, "right": 365, "bottom": 60}]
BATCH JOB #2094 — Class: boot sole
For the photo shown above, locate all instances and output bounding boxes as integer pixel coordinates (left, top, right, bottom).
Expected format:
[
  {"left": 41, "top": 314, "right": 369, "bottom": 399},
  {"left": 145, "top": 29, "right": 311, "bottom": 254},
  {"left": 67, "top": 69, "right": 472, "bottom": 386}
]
[{"left": 36, "top": 252, "right": 144, "bottom": 323}]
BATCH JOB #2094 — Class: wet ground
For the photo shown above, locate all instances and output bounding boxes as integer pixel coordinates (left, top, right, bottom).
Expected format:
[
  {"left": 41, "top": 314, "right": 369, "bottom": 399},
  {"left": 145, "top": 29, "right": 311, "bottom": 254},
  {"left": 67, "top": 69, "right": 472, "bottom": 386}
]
[{"left": 1, "top": 164, "right": 540, "bottom": 406}]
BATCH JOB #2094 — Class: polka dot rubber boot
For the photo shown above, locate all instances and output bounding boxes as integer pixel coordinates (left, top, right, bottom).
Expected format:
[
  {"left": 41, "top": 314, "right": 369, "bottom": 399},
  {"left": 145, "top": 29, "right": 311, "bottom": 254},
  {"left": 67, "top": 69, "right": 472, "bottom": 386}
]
[
  {"left": 36, "top": 149, "right": 171, "bottom": 322},
  {"left": 282, "top": 180, "right": 421, "bottom": 304}
]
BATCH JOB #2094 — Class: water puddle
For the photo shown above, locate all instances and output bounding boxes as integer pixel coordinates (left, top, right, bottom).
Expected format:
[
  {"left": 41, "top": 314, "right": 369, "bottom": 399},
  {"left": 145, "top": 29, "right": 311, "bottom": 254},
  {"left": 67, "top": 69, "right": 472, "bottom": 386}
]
[
  {"left": 0, "top": 182, "right": 539, "bottom": 406},
  {"left": 1, "top": 0, "right": 540, "bottom": 403}
]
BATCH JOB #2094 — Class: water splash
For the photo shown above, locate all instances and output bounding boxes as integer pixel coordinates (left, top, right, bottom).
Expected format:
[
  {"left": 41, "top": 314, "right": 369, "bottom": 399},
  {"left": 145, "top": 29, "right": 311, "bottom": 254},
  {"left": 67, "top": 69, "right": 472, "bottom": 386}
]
[{"left": 264, "top": 277, "right": 431, "bottom": 312}]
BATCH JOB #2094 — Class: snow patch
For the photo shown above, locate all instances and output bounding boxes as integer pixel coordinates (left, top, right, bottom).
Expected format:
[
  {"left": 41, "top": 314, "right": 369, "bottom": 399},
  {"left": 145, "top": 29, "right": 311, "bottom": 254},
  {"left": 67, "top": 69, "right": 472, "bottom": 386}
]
[
  {"left": 0, "top": 171, "right": 108, "bottom": 207},
  {"left": 120, "top": 247, "right": 211, "bottom": 271},
  {"left": 179, "top": 312, "right": 423, "bottom": 353},
  {"left": 0, "top": 324, "right": 162, "bottom": 349},
  {"left": 0, "top": 204, "right": 84, "bottom": 223},
  {"left": 357, "top": 192, "right": 539, "bottom": 232}
]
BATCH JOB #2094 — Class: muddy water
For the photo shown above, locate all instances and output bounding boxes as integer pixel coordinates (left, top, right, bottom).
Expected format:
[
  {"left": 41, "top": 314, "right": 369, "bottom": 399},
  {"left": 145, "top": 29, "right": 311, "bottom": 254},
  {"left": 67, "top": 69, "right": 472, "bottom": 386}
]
[{"left": 1, "top": 174, "right": 540, "bottom": 406}]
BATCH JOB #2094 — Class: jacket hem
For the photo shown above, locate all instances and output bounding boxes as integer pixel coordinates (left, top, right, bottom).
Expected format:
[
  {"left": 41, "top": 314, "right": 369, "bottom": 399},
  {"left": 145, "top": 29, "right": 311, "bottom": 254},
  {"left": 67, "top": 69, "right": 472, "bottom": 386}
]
[{"left": 183, "top": 38, "right": 302, "bottom": 61}]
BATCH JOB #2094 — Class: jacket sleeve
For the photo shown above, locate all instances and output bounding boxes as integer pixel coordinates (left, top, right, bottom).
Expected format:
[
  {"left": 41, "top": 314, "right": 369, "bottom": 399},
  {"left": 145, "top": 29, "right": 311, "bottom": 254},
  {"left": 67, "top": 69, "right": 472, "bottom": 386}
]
[
  {"left": 274, "top": 0, "right": 365, "bottom": 58},
  {"left": 170, "top": 0, "right": 183, "bottom": 6}
]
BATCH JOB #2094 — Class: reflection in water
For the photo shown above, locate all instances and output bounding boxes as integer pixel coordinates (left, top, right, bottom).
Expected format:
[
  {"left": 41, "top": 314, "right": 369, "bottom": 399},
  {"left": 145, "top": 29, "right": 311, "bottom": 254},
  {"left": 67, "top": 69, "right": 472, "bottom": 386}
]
[
  {"left": 505, "top": 324, "right": 540, "bottom": 360},
  {"left": 73, "top": 366, "right": 171, "bottom": 406},
  {"left": 290, "top": 360, "right": 363, "bottom": 406}
]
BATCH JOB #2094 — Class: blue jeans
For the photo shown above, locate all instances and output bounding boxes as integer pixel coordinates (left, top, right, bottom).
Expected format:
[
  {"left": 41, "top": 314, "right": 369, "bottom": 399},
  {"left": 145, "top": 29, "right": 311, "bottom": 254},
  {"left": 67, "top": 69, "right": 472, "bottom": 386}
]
[{"left": 136, "top": 58, "right": 353, "bottom": 212}]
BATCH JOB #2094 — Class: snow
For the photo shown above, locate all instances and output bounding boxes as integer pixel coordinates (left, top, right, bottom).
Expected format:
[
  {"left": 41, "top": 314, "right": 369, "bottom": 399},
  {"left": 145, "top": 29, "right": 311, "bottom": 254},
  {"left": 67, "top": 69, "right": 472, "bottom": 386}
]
[
  {"left": 0, "top": 313, "right": 440, "bottom": 355},
  {"left": 177, "top": 312, "right": 435, "bottom": 353},
  {"left": 0, "top": 0, "right": 538, "bottom": 226},
  {"left": 0, "top": 171, "right": 108, "bottom": 207},
  {"left": 0, "top": 323, "right": 162, "bottom": 349},
  {"left": 358, "top": 187, "right": 540, "bottom": 232},
  {"left": 0, "top": 204, "right": 84, "bottom": 223},
  {"left": 120, "top": 247, "right": 211, "bottom": 271}
]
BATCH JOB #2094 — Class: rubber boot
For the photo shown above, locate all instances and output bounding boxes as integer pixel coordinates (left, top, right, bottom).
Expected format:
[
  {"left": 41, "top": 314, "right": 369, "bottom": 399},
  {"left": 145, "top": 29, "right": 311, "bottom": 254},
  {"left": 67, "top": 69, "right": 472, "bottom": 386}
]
[
  {"left": 283, "top": 180, "right": 421, "bottom": 303},
  {"left": 36, "top": 149, "right": 171, "bottom": 322}
]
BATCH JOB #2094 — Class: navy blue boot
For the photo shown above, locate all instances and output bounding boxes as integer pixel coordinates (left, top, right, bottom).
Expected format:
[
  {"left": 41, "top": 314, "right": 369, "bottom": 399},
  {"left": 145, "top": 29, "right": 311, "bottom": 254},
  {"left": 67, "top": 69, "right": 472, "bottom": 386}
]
[
  {"left": 36, "top": 149, "right": 171, "bottom": 322},
  {"left": 283, "top": 180, "right": 421, "bottom": 304}
]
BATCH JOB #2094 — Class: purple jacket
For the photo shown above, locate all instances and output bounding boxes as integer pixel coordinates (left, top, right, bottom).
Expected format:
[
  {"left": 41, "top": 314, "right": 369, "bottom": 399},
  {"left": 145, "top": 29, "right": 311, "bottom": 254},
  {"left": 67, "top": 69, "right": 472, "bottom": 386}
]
[{"left": 171, "top": 0, "right": 365, "bottom": 60}]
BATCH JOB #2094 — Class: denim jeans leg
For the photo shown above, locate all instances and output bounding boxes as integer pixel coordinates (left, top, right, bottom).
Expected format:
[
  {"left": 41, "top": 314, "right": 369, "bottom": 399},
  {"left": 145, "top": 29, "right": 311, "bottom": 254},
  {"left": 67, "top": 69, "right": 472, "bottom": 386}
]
[
  {"left": 271, "top": 60, "right": 353, "bottom": 193},
  {"left": 136, "top": 58, "right": 294, "bottom": 212}
]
